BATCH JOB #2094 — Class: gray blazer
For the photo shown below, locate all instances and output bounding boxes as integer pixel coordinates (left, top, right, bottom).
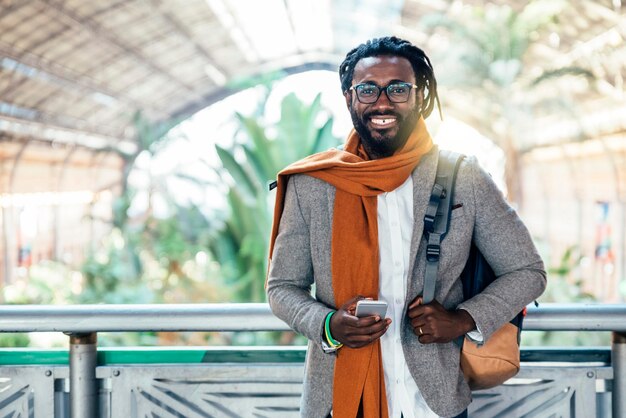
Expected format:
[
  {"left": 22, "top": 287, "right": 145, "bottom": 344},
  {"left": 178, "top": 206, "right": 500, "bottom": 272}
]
[{"left": 267, "top": 146, "right": 546, "bottom": 418}]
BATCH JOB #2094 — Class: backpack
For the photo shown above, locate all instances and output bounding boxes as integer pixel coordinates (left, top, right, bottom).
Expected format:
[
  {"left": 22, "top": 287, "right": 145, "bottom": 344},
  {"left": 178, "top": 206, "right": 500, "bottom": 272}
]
[{"left": 422, "top": 150, "right": 525, "bottom": 390}]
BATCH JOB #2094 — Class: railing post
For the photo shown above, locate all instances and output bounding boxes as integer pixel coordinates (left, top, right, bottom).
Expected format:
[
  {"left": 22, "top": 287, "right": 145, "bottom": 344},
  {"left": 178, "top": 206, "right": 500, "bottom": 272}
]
[
  {"left": 69, "top": 332, "right": 98, "bottom": 418},
  {"left": 612, "top": 331, "right": 626, "bottom": 417}
]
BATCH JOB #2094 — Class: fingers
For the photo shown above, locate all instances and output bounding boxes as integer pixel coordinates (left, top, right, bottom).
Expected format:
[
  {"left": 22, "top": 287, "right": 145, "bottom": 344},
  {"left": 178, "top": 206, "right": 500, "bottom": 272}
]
[
  {"left": 340, "top": 295, "right": 367, "bottom": 316},
  {"left": 344, "top": 319, "right": 391, "bottom": 348},
  {"left": 411, "top": 315, "right": 457, "bottom": 344},
  {"left": 411, "top": 318, "right": 426, "bottom": 336},
  {"left": 341, "top": 294, "right": 374, "bottom": 308},
  {"left": 334, "top": 296, "right": 393, "bottom": 348},
  {"left": 344, "top": 316, "right": 389, "bottom": 335},
  {"left": 338, "top": 312, "right": 378, "bottom": 329},
  {"left": 408, "top": 296, "right": 422, "bottom": 310},
  {"left": 407, "top": 298, "right": 444, "bottom": 319},
  {"left": 412, "top": 322, "right": 436, "bottom": 344},
  {"left": 415, "top": 323, "right": 443, "bottom": 344},
  {"left": 410, "top": 317, "right": 424, "bottom": 330}
]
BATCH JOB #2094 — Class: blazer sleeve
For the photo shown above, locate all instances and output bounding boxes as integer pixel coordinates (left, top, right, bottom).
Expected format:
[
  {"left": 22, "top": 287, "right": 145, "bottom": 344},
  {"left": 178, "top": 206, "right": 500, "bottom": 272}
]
[
  {"left": 266, "top": 175, "right": 333, "bottom": 347},
  {"left": 457, "top": 157, "right": 547, "bottom": 341}
]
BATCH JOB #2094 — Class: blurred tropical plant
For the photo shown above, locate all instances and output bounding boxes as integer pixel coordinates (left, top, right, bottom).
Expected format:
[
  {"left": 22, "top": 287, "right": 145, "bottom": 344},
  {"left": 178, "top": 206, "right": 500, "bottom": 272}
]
[
  {"left": 210, "top": 92, "right": 340, "bottom": 303},
  {"left": 79, "top": 112, "right": 230, "bottom": 346},
  {"left": 82, "top": 111, "right": 185, "bottom": 303},
  {"left": 74, "top": 84, "right": 339, "bottom": 345},
  {"left": 421, "top": 0, "right": 595, "bottom": 206},
  {"left": 0, "top": 260, "right": 78, "bottom": 347}
]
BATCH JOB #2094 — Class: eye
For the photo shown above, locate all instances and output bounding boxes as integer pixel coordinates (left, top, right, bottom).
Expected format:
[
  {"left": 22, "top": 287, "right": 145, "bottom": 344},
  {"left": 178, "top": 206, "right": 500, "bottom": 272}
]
[
  {"left": 389, "top": 84, "right": 409, "bottom": 94},
  {"left": 358, "top": 85, "right": 376, "bottom": 96}
]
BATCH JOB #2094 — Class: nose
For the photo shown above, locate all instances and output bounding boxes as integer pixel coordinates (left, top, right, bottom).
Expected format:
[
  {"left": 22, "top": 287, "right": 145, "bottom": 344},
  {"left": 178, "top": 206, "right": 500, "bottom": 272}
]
[{"left": 371, "top": 89, "right": 394, "bottom": 110}]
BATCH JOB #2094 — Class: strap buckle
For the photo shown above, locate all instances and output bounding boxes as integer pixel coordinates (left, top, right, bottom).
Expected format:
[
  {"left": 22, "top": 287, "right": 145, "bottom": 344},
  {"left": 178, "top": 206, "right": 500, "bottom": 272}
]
[{"left": 426, "top": 244, "right": 440, "bottom": 262}]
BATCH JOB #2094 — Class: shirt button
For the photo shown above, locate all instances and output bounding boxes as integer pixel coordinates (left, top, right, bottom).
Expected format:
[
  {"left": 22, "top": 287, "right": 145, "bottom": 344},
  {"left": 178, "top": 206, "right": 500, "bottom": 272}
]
[
  {"left": 394, "top": 261, "right": 400, "bottom": 267},
  {"left": 396, "top": 379, "right": 400, "bottom": 384},
  {"left": 395, "top": 298, "right": 402, "bottom": 304}
]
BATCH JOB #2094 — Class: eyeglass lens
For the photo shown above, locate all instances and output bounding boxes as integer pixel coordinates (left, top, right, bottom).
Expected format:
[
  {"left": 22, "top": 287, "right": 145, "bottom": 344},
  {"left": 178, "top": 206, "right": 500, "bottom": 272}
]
[{"left": 355, "top": 83, "right": 412, "bottom": 103}]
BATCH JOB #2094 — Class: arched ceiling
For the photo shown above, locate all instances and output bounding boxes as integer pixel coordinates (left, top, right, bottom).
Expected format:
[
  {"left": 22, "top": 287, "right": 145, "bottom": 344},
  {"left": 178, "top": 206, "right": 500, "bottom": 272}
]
[{"left": 0, "top": 0, "right": 624, "bottom": 156}]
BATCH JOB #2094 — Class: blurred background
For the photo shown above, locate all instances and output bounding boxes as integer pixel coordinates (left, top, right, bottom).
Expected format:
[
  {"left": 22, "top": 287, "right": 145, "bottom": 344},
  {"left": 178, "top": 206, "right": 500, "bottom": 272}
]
[{"left": 0, "top": 0, "right": 624, "bottom": 348}]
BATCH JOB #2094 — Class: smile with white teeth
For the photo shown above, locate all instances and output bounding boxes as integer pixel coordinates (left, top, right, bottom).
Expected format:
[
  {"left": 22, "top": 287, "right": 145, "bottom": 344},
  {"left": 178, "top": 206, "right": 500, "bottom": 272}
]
[{"left": 370, "top": 116, "right": 397, "bottom": 128}]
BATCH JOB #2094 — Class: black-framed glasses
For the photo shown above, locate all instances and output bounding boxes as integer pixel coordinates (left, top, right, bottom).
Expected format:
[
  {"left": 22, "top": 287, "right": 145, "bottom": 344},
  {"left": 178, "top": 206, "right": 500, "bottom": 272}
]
[{"left": 349, "top": 82, "right": 418, "bottom": 104}]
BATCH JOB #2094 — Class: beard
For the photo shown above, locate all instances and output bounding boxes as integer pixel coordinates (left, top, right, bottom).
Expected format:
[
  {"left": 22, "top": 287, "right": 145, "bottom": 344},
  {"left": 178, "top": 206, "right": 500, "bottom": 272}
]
[{"left": 349, "top": 104, "right": 421, "bottom": 159}]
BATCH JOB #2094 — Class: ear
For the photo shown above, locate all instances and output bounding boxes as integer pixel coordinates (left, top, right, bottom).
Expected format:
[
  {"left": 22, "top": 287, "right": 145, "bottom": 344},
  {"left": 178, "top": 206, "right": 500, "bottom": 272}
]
[{"left": 417, "top": 89, "right": 424, "bottom": 110}]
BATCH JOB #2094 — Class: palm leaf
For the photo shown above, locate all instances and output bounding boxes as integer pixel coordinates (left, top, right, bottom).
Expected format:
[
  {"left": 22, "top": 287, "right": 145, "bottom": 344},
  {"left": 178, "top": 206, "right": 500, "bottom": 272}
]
[
  {"left": 236, "top": 113, "right": 276, "bottom": 176},
  {"left": 215, "top": 145, "right": 259, "bottom": 200},
  {"left": 531, "top": 67, "right": 596, "bottom": 87}
]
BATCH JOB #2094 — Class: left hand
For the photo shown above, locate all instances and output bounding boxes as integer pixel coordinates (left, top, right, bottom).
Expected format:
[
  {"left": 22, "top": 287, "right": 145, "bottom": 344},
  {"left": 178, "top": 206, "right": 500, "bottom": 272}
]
[{"left": 407, "top": 297, "right": 476, "bottom": 344}]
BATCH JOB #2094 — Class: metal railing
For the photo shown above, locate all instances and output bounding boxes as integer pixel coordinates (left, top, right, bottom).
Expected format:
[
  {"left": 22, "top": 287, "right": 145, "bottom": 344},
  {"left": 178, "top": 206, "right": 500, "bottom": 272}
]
[{"left": 1, "top": 303, "right": 625, "bottom": 417}]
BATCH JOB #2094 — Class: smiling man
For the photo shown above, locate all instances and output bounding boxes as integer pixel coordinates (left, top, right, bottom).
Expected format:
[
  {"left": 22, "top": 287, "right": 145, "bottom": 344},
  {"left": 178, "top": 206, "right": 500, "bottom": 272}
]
[
  {"left": 346, "top": 55, "right": 422, "bottom": 159},
  {"left": 267, "top": 37, "right": 546, "bottom": 418}
]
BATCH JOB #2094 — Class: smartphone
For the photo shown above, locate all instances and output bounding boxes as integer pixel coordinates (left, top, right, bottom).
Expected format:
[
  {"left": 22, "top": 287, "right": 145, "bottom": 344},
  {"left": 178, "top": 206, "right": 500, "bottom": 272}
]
[{"left": 355, "top": 300, "right": 388, "bottom": 318}]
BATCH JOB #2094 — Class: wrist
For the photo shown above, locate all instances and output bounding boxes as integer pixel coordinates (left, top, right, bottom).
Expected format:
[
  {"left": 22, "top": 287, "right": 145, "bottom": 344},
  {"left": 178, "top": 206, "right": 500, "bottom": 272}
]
[
  {"left": 456, "top": 309, "right": 476, "bottom": 335},
  {"left": 324, "top": 311, "right": 343, "bottom": 348}
]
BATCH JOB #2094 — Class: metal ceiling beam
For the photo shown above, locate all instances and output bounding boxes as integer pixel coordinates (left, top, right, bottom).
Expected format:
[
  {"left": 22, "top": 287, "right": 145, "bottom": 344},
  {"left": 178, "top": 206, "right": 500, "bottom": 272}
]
[
  {"left": 0, "top": 98, "right": 127, "bottom": 139},
  {"left": 0, "top": 0, "right": 35, "bottom": 20},
  {"left": 0, "top": 58, "right": 28, "bottom": 102},
  {"left": 37, "top": 0, "right": 205, "bottom": 100},
  {"left": 82, "top": 0, "right": 129, "bottom": 20},
  {"left": 205, "top": 0, "right": 260, "bottom": 63},
  {"left": 281, "top": 0, "right": 303, "bottom": 55},
  {"left": 0, "top": 42, "right": 144, "bottom": 111},
  {"left": 0, "top": 114, "right": 136, "bottom": 155},
  {"left": 167, "top": 61, "right": 337, "bottom": 122},
  {"left": 0, "top": 134, "right": 124, "bottom": 165},
  {"left": 150, "top": 0, "right": 228, "bottom": 85},
  {"left": 0, "top": 1, "right": 42, "bottom": 34}
]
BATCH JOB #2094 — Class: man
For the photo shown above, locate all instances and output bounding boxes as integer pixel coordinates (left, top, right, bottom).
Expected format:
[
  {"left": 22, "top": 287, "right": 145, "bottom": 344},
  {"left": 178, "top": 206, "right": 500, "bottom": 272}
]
[{"left": 267, "top": 37, "right": 546, "bottom": 418}]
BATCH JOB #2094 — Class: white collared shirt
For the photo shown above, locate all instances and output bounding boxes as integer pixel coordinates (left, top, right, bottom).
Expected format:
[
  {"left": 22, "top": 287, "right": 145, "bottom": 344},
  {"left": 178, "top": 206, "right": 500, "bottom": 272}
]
[
  {"left": 378, "top": 175, "right": 439, "bottom": 418},
  {"left": 321, "top": 175, "right": 482, "bottom": 414}
]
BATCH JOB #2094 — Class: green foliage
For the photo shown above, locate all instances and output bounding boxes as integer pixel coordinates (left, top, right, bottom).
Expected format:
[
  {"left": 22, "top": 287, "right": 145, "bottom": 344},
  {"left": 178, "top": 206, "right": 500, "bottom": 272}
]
[
  {"left": 76, "top": 112, "right": 229, "bottom": 346},
  {"left": 79, "top": 231, "right": 153, "bottom": 304},
  {"left": 0, "top": 333, "right": 30, "bottom": 348},
  {"left": 419, "top": 0, "right": 595, "bottom": 129},
  {"left": 0, "top": 260, "right": 79, "bottom": 348},
  {"left": 421, "top": 1, "right": 567, "bottom": 89},
  {"left": 210, "top": 92, "right": 340, "bottom": 302},
  {"left": 4, "top": 261, "right": 75, "bottom": 305},
  {"left": 420, "top": 0, "right": 595, "bottom": 205}
]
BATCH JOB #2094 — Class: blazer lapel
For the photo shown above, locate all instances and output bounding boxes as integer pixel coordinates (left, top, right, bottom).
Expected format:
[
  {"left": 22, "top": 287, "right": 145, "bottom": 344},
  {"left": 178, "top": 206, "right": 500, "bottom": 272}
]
[{"left": 407, "top": 146, "right": 439, "bottom": 298}]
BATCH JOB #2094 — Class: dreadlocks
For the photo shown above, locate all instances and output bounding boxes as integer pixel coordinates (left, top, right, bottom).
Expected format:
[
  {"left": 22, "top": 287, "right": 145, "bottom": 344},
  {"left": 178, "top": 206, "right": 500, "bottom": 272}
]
[{"left": 339, "top": 36, "right": 442, "bottom": 119}]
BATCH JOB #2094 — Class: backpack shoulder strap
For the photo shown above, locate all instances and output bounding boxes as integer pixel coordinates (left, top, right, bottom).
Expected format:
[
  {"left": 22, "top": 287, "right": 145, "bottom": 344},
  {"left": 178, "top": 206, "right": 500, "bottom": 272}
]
[{"left": 422, "top": 150, "right": 465, "bottom": 304}]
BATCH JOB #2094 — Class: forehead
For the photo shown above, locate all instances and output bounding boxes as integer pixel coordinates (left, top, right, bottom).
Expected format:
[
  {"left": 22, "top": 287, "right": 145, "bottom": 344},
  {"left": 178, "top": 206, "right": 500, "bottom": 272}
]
[{"left": 352, "top": 55, "right": 415, "bottom": 85}]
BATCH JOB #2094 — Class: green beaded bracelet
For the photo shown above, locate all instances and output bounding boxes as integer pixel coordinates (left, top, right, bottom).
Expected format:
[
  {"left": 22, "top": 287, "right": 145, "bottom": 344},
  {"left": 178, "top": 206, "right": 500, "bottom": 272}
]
[{"left": 324, "top": 311, "right": 343, "bottom": 348}]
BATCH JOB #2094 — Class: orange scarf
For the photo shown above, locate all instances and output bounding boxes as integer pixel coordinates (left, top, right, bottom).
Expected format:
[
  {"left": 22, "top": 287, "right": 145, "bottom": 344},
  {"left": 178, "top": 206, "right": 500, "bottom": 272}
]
[{"left": 269, "top": 117, "right": 433, "bottom": 418}]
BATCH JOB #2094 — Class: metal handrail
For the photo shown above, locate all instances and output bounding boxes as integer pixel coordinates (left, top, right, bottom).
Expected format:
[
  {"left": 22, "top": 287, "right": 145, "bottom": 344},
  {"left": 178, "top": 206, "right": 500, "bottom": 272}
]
[
  {"left": 1, "top": 302, "right": 625, "bottom": 418},
  {"left": 0, "top": 303, "right": 625, "bottom": 333}
]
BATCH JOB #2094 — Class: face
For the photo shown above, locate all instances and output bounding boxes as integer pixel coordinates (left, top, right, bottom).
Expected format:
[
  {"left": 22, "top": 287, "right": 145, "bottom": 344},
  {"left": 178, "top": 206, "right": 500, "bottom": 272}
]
[{"left": 344, "top": 55, "right": 423, "bottom": 159}]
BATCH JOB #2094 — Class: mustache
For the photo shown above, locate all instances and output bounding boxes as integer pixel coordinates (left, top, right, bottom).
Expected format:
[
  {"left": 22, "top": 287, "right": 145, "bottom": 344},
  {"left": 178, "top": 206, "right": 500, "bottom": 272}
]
[{"left": 363, "top": 110, "right": 402, "bottom": 119}]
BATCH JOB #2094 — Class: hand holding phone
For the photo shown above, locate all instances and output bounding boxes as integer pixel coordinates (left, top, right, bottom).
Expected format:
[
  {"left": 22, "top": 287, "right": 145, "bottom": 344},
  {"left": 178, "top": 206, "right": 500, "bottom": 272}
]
[
  {"left": 355, "top": 299, "right": 388, "bottom": 318},
  {"left": 329, "top": 296, "right": 391, "bottom": 349}
]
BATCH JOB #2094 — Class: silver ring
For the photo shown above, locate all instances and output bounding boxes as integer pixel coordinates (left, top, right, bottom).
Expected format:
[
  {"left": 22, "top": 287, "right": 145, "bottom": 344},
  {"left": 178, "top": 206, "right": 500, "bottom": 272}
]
[{"left": 419, "top": 327, "right": 423, "bottom": 335}]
